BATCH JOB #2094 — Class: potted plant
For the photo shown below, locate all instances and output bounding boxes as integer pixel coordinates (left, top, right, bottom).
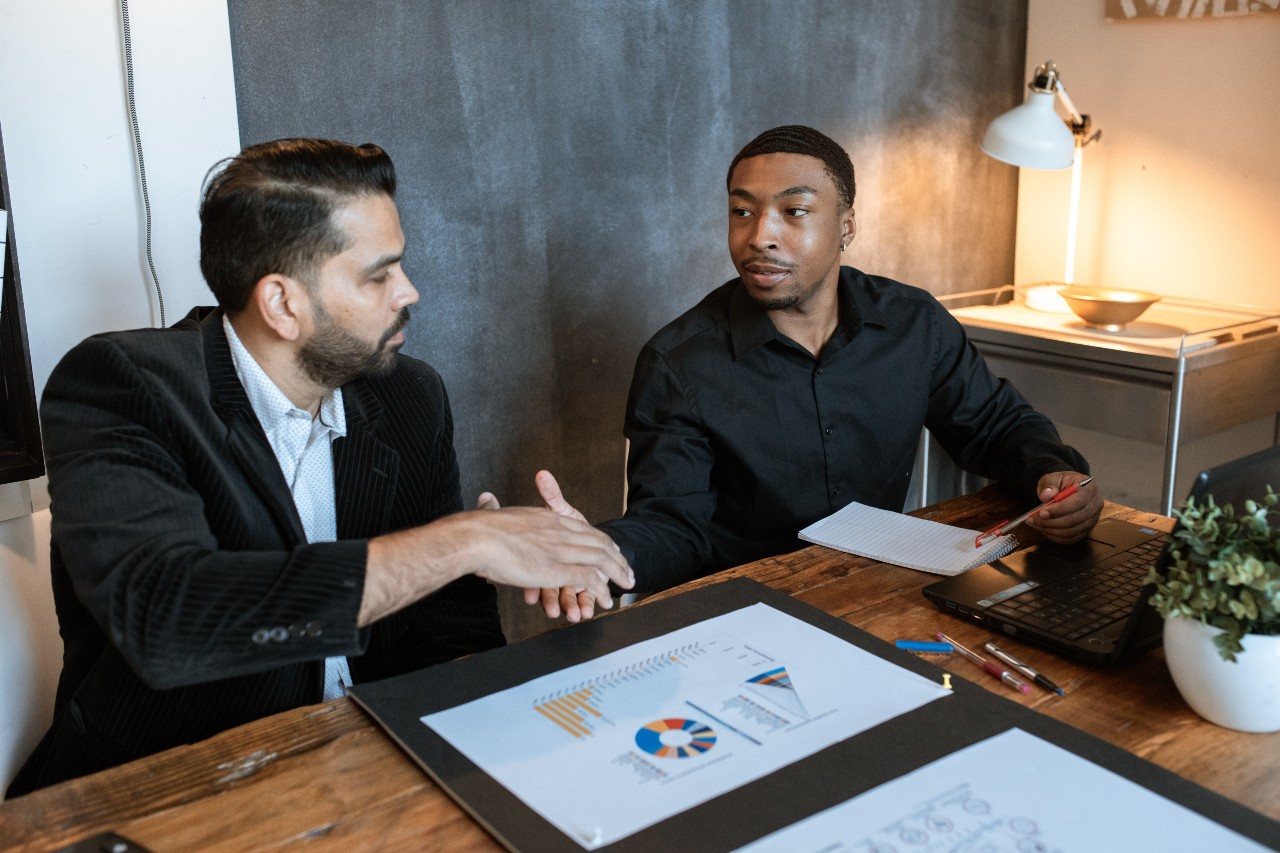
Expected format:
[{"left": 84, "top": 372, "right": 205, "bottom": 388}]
[{"left": 1146, "top": 487, "right": 1280, "bottom": 732}]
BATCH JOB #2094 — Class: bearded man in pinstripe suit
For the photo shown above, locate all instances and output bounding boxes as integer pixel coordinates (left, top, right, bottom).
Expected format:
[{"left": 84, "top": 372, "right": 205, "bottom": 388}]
[{"left": 8, "top": 138, "right": 633, "bottom": 795}]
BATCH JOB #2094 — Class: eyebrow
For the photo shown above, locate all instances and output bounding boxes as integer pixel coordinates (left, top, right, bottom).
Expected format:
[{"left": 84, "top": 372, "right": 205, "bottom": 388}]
[
  {"left": 362, "top": 252, "right": 403, "bottom": 276},
  {"left": 729, "top": 185, "right": 821, "bottom": 202}
]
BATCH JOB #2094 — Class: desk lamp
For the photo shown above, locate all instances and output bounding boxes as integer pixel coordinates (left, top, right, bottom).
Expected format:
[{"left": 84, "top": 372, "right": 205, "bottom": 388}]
[{"left": 982, "top": 60, "right": 1101, "bottom": 293}]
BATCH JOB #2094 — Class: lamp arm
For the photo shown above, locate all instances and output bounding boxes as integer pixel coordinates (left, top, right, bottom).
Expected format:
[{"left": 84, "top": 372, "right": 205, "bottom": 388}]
[
  {"left": 1056, "top": 81, "right": 1101, "bottom": 147},
  {"left": 1054, "top": 81, "right": 1086, "bottom": 129},
  {"left": 1029, "top": 60, "right": 1099, "bottom": 147}
]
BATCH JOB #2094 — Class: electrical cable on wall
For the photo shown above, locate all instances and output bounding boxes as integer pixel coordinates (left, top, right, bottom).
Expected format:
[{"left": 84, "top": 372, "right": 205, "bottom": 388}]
[{"left": 120, "top": 0, "right": 166, "bottom": 327}]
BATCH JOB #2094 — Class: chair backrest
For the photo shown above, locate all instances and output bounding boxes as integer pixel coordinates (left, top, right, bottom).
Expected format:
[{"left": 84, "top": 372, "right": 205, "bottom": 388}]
[
  {"left": 622, "top": 437, "right": 630, "bottom": 513},
  {"left": 0, "top": 508, "right": 62, "bottom": 796},
  {"left": 619, "top": 437, "right": 646, "bottom": 607}
]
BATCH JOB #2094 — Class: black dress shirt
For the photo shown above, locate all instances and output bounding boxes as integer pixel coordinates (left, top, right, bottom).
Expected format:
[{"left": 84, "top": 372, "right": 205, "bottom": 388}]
[{"left": 599, "top": 267, "right": 1088, "bottom": 592}]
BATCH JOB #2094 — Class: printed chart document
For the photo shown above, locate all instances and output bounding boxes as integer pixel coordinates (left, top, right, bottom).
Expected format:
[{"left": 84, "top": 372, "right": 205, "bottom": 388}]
[
  {"left": 799, "top": 500, "right": 1016, "bottom": 575},
  {"left": 421, "top": 602, "right": 950, "bottom": 850},
  {"left": 735, "top": 727, "right": 1269, "bottom": 852}
]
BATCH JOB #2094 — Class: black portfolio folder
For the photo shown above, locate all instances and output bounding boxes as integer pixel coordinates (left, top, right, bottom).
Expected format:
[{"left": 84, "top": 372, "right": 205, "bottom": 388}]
[{"left": 348, "top": 578, "right": 1278, "bottom": 852}]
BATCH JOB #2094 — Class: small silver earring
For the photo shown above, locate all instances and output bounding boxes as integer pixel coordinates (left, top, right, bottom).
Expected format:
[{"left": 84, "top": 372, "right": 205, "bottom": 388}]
[{"left": 840, "top": 242, "right": 847, "bottom": 252}]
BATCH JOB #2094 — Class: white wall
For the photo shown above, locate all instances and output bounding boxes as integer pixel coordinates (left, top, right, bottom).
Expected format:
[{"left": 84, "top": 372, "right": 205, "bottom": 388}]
[
  {"left": 1015, "top": 0, "right": 1280, "bottom": 307},
  {"left": 1010, "top": 1, "right": 1280, "bottom": 514},
  {"left": 0, "top": 0, "right": 238, "bottom": 789},
  {"left": 0, "top": 510, "right": 57, "bottom": 792},
  {"left": 0, "top": 0, "right": 241, "bottom": 510}
]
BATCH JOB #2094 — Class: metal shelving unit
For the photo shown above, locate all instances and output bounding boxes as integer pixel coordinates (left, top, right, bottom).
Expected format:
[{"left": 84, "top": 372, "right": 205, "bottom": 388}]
[{"left": 933, "top": 285, "right": 1280, "bottom": 515}]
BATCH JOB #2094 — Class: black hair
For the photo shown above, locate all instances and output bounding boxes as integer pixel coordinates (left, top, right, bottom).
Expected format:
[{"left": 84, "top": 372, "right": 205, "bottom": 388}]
[
  {"left": 726, "top": 125, "right": 855, "bottom": 209},
  {"left": 198, "top": 138, "right": 397, "bottom": 311}
]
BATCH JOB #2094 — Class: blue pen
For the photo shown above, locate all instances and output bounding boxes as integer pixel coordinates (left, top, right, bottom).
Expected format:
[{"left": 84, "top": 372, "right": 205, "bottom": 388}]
[{"left": 895, "top": 639, "right": 954, "bottom": 653}]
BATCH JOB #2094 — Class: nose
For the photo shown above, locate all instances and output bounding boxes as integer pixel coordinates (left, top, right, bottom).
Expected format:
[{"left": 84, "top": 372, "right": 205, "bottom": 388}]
[
  {"left": 394, "top": 271, "right": 420, "bottom": 310},
  {"left": 748, "top": 213, "right": 780, "bottom": 251}
]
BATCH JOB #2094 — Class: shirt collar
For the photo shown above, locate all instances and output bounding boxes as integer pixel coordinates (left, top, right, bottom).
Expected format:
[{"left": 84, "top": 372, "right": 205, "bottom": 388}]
[
  {"left": 222, "top": 316, "right": 347, "bottom": 439},
  {"left": 728, "top": 266, "right": 889, "bottom": 360},
  {"left": 840, "top": 266, "right": 890, "bottom": 331}
]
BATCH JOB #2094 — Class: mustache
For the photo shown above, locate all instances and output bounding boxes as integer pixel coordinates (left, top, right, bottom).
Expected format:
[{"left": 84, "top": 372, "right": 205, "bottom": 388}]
[
  {"left": 379, "top": 307, "right": 411, "bottom": 347},
  {"left": 742, "top": 256, "right": 795, "bottom": 270}
]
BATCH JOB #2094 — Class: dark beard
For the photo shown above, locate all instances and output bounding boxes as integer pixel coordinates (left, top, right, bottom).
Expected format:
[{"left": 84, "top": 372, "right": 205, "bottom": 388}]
[
  {"left": 297, "top": 306, "right": 410, "bottom": 389},
  {"left": 750, "top": 292, "right": 801, "bottom": 311}
]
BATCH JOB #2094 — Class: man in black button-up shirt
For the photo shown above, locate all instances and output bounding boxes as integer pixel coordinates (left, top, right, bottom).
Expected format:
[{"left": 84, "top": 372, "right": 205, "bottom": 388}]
[{"left": 583, "top": 125, "right": 1100, "bottom": 594}]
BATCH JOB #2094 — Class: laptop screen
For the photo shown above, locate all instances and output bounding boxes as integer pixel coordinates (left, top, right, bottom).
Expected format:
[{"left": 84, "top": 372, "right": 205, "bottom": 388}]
[{"left": 1187, "top": 444, "right": 1280, "bottom": 512}]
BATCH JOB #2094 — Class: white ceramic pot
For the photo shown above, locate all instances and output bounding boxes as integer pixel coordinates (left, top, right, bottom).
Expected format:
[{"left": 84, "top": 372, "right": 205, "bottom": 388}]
[{"left": 1163, "top": 617, "right": 1280, "bottom": 733}]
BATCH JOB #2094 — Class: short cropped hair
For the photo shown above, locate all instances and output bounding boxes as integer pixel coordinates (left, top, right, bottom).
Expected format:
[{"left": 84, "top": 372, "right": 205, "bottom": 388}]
[
  {"left": 726, "top": 125, "right": 855, "bottom": 210},
  {"left": 199, "top": 138, "right": 397, "bottom": 311}
]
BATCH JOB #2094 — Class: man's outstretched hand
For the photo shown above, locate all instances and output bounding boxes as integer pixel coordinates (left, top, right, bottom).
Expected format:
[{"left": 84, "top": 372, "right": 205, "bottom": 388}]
[{"left": 478, "top": 470, "right": 633, "bottom": 622}]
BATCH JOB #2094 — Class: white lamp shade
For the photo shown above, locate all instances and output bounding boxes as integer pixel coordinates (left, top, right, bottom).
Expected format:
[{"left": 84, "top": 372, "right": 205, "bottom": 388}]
[{"left": 981, "top": 90, "right": 1073, "bottom": 170}]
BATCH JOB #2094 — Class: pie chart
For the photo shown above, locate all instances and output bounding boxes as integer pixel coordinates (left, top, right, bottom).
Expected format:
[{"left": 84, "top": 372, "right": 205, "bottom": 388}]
[{"left": 634, "top": 718, "right": 717, "bottom": 758}]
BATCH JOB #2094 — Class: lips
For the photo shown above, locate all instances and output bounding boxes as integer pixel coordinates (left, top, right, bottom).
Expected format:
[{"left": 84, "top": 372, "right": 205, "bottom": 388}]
[
  {"left": 381, "top": 309, "right": 411, "bottom": 349},
  {"left": 741, "top": 259, "right": 793, "bottom": 288}
]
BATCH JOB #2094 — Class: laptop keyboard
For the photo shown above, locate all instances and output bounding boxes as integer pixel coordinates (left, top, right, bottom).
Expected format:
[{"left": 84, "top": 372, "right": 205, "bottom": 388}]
[{"left": 986, "top": 538, "right": 1168, "bottom": 640}]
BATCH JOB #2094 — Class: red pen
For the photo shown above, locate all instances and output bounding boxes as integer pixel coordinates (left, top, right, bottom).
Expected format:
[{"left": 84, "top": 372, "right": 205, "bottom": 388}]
[{"left": 974, "top": 476, "right": 1093, "bottom": 547}]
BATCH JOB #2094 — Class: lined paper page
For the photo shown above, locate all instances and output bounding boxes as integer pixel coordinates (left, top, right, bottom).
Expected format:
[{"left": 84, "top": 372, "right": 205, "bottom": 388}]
[{"left": 798, "top": 501, "right": 1016, "bottom": 576}]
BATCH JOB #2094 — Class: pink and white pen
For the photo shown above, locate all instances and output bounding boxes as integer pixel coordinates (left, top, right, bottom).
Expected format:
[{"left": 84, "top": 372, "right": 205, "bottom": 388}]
[{"left": 937, "top": 631, "right": 1030, "bottom": 694}]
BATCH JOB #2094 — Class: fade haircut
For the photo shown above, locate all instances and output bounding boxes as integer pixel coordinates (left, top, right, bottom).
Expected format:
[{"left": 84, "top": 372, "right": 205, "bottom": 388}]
[
  {"left": 199, "top": 138, "right": 397, "bottom": 311},
  {"left": 726, "top": 125, "right": 855, "bottom": 210}
]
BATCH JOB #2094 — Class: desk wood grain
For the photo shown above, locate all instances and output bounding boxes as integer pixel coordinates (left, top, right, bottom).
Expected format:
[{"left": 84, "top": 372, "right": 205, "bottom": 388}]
[{"left": 2, "top": 489, "right": 1276, "bottom": 851}]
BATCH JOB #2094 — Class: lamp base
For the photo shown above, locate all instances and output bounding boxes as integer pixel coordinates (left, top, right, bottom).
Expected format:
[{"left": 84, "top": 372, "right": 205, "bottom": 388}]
[{"left": 1021, "top": 282, "right": 1074, "bottom": 314}]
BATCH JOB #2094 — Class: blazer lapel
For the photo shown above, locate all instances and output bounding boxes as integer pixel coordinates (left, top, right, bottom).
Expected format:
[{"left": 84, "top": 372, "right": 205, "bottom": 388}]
[
  {"left": 334, "top": 380, "right": 399, "bottom": 539},
  {"left": 197, "top": 309, "right": 308, "bottom": 545}
]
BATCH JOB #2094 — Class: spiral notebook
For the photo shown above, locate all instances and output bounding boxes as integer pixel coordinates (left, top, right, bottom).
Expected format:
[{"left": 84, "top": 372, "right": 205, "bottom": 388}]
[{"left": 798, "top": 501, "right": 1016, "bottom": 576}]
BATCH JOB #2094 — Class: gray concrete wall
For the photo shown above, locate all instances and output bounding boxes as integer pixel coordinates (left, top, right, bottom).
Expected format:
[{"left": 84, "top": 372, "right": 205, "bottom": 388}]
[{"left": 227, "top": 2, "right": 1028, "bottom": 636}]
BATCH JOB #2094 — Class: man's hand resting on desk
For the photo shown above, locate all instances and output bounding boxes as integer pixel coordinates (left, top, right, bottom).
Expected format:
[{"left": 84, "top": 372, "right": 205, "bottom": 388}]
[
  {"left": 477, "top": 470, "right": 634, "bottom": 623},
  {"left": 1023, "top": 471, "right": 1103, "bottom": 544}
]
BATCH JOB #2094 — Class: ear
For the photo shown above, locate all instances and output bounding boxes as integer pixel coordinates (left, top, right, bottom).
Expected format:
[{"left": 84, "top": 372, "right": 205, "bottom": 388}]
[
  {"left": 841, "top": 208, "right": 857, "bottom": 249},
  {"left": 249, "top": 274, "right": 309, "bottom": 343}
]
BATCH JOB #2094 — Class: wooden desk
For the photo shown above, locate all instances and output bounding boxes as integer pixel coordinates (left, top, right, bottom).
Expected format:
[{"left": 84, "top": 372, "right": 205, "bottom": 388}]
[{"left": 2, "top": 490, "right": 1276, "bottom": 851}]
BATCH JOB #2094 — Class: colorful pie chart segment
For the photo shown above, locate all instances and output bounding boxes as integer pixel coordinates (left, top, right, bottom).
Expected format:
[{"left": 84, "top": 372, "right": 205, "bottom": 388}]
[
  {"left": 635, "top": 718, "right": 717, "bottom": 758},
  {"left": 747, "top": 666, "right": 809, "bottom": 719}
]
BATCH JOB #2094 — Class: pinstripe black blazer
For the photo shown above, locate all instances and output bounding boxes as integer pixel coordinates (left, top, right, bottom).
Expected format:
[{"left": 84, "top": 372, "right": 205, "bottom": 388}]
[{"left": 9, "top": 307, "right": 503, "bottom": 795}]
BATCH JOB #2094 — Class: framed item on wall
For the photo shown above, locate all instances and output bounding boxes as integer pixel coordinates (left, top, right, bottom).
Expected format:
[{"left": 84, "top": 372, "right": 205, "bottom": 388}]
[
  {"left": 0, "top": 123, "right": 45, "bottom": 484},
  {"left": 1106, "top": 0, "right": 1280, "bottom": 20}
]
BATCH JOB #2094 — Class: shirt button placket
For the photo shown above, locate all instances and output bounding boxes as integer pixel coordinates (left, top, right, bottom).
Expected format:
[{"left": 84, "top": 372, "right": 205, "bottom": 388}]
[{"left": 814, "top": 364, "right": 841, "bottom": 503}]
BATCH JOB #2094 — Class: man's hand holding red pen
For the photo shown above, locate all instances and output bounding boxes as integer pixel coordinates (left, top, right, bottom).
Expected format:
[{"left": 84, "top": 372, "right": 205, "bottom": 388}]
[
  {"left": 1024, "top": 472, "right": 1103, "bottom": 544},
  {"left": 976, "top": 473, "right": 1102, "bottom": 548},
  {"left": 1024, "top": 468, "right": 1105, "bottom": 540}
]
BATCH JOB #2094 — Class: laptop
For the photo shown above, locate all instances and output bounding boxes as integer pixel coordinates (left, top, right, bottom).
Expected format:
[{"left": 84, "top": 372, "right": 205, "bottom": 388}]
[{"left": 922, "top": 444, "right": 1280, "bottom": 665}]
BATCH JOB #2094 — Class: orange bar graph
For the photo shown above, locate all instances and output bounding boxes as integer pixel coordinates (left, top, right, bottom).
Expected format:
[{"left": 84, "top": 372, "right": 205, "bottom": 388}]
[{"left": 534, "top": 688, "right": 600, "bottom": 738}]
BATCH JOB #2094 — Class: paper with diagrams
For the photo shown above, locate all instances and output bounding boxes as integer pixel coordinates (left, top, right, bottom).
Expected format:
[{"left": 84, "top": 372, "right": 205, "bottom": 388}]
[
  {"left": 735, "top": 727, "right": 1269, "bottom": 852},
  {"left": 421, "top": 602, "right": 951, "bottom": 849}
]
